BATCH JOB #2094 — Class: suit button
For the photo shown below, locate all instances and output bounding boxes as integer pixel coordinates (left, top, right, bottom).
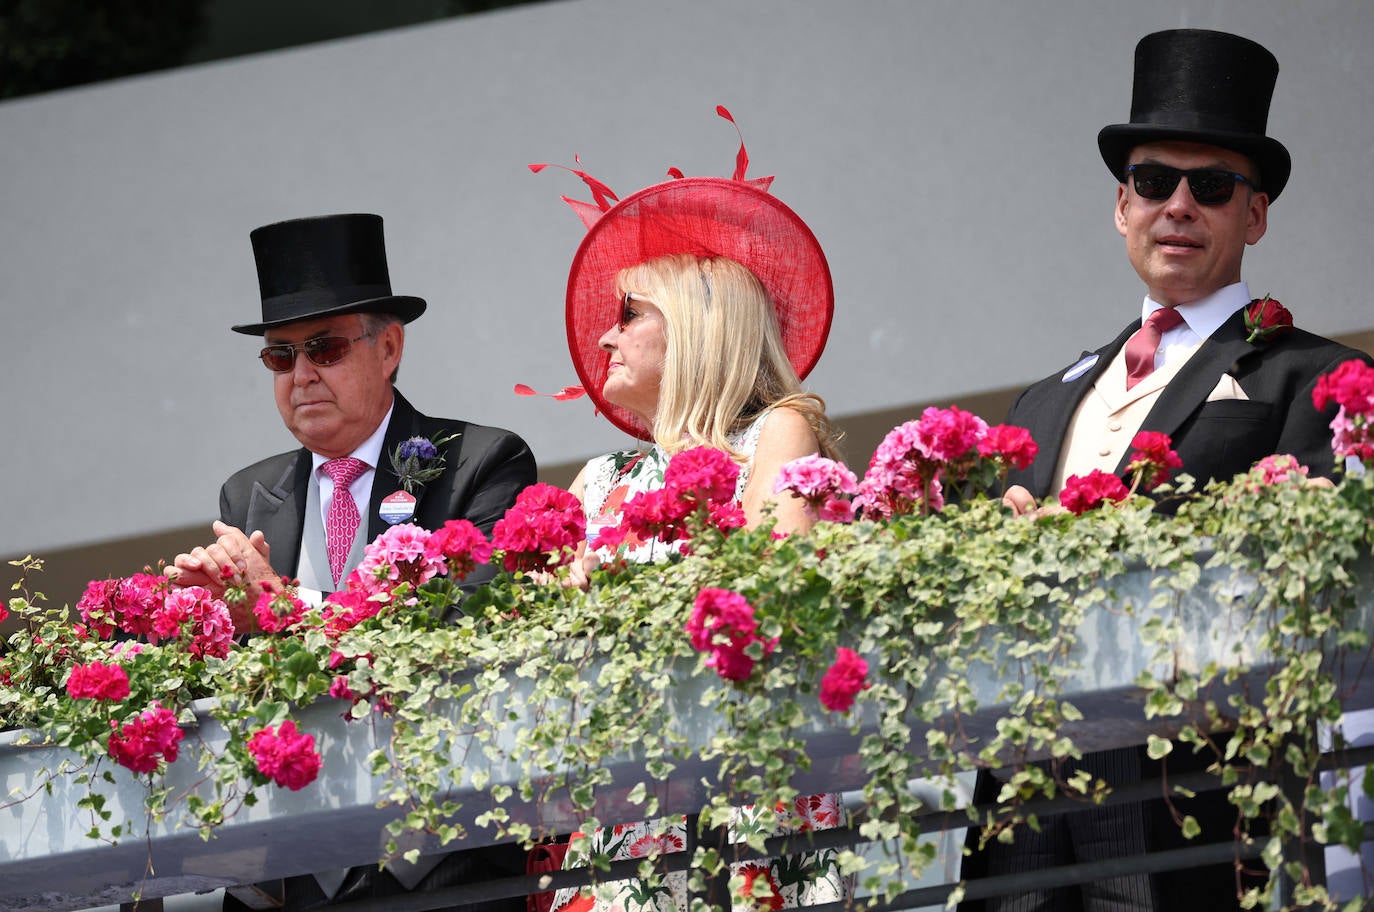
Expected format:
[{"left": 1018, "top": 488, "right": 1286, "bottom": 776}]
[
  {"left": 1099, "top": 447, "right": 1112, "bottom": 457},
  {"left": 1108, "top": 422, "right": 1122, "bottom": 432}
]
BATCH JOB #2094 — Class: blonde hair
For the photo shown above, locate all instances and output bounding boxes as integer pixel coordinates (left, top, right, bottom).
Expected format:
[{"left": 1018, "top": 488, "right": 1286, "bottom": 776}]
[{"left": 615, "top": 253, "right": 838, "bottom": 461}]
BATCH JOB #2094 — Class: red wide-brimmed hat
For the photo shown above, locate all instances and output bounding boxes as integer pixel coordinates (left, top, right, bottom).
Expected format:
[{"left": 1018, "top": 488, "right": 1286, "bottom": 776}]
[{"left": 534, "top": 107, "right": 834, "bottom": 440}]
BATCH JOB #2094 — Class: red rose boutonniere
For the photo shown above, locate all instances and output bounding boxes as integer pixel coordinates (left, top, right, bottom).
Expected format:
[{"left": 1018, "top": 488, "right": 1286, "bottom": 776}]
[{"left": 1244, "top": 295, "right": 1293, "bottom": 345}]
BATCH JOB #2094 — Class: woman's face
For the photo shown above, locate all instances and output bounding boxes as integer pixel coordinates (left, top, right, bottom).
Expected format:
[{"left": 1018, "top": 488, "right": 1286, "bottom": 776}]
[{"left": 599, "top": 292, "right": 667, "bottom": 425}]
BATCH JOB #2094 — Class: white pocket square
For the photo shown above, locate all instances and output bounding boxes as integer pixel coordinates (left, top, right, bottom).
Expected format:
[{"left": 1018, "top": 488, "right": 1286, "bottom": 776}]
[{"left": 1206, "top": 375, "right": 1249, "bottom": 402}]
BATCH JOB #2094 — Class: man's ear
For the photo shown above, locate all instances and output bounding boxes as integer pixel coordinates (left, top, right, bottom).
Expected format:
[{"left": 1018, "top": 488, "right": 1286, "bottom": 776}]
[
  {"left": 380, "top": 322, "right": 405, "bottom": 375},
  {"left": 1114, "top": 182, "right": 1130, "bottom": 237},
  {"left": 1245, "top": 190, "right": 1269, "bottom": 246}
]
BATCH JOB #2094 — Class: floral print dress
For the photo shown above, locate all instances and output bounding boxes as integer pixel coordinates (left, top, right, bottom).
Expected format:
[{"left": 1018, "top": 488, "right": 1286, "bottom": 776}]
[{"left": 552, "top": 413, "right": 852, "bottom": 912}]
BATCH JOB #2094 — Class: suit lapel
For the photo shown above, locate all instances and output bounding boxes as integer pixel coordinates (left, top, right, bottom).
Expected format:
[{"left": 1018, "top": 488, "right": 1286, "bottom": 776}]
[
  {"left": 1028, "top": 321, "right": 1138, "bottom": 496},
  {"left": 367, "top": 392, "right": 421, "bottom": 543},
  {"left": 1126, "top": 310, "right": 1257, "bottom": 466},
  {"left": 247, "top": 451, "right": 310, "bottom": 577}
]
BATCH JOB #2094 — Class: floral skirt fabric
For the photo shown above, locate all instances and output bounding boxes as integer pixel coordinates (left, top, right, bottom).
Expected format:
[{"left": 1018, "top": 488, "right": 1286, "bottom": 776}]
[{"left": 550, "top": 793, "right": 851, "bottom": 912}]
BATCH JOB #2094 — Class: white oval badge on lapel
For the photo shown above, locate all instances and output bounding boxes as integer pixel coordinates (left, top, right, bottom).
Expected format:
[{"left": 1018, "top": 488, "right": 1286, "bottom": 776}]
[
  {"left": 1061, "top": 354, "right": 1100, "bottom": 383},
  {"left": 379, "top": 490, "right": 417, "bottom": 525}
]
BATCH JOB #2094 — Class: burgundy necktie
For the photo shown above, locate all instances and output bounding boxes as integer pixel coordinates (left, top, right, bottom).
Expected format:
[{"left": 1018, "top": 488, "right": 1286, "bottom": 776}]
[
  {"left": 322, "top": 457, "right": 368, "bottom": 586},
  {"left": 1124, "top": 307, "right": 1185, "bottom": 390}
]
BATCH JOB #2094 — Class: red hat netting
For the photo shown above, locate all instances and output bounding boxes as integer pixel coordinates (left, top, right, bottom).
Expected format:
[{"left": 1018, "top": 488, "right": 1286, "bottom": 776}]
[{"left": 564, "top": 175, "right": 833, "bottom": 440}]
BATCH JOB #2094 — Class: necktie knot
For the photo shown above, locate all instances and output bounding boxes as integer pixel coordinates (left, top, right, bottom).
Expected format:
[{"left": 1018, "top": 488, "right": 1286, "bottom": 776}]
[
  {"left": 323, "top": 457, "right": 368, "bottom": 489},
  {"left": 1124, "top": 307, "right": 1186, "bottom": 390},
  {"left": 1145, "top": 306, "right": 1185, "bottom": 334}
]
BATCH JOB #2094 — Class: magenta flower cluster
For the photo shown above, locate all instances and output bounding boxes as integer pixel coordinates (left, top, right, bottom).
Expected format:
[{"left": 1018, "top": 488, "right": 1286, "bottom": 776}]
[
  {"left": 773, "top": 455, "right": 859, "bottom": 522},
  {"left": 1059, "top": 469, "right": 1130, "bottom": 515},
  {"left": 490, "top": 483, "right": 587, "bottom": 572},
  {"left": 78, "top": 574, "right": 233, "bottom": 661},
  {"left": 1124, "top": 431, "right": 1184, "bottom": 492},
  {"left": 819, "top": 648, "right": 870, "bottom": 712},
  {"left": 1250, "top": 454, "right": 1310, "bottom": 487},
  {"left": 1314, "top": 359, "right": 1374, "bottom": 463},
  {"left": 107, "top": 702, "right": 183, "bottom": 774},
  {"left": 685, "top": 587, "right": 777, "bottom": 682},
  {"left": 253, "top": 580, "right": 309, "bottom": 634},
  {"left": 247, "top": 719, "right": 323, "bottom": 791},
  {"left": 856, "top": 406, "right": 989, "bottom": 517},
  {"left": 593, "top": 447, "right": 745, "bottom": 551},
  {"left": 65, "top": 660, "right": 131, "bottom": 701}
]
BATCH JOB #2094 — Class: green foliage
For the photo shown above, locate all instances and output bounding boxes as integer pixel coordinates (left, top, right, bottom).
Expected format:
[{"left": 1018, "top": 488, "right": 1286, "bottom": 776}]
[{"left": 2, "top": 467, "right": 1372, "bottom": 909}]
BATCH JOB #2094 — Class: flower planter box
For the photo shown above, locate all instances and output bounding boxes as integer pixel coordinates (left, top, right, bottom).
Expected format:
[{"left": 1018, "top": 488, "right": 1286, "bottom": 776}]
[{"left": 3, "top": 558, "right": 1371, "bottom": 912}]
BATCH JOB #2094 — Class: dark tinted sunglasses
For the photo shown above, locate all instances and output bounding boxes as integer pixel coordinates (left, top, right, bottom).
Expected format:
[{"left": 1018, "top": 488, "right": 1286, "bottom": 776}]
[
  {"left": 259, "top": 333, "right": 369, "bottom": 372},
  {"left": 1126, "top": 163, "right": 1255, "bottom": 205}
]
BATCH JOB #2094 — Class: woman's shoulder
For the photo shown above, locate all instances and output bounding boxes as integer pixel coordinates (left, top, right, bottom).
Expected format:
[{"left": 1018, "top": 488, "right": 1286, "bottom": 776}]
[{"left": 753, "top": 404, "right": 821, "bottom": 449}]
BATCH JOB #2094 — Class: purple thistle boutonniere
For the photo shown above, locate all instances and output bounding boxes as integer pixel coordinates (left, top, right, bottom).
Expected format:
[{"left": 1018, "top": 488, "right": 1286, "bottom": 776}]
[
  {"left": 1244, "top": 295, "right": 1294, "bottom": 345},
  {"left": 389, "top": 431, "right": 459, "bottom": 493}
]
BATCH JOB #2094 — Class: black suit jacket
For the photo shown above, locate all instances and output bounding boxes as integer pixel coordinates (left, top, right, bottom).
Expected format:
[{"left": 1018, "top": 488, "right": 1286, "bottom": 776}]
[
  {"left": 963, "top": 307, "right": 1372, "bottom": 909},
  {"left": 219, "top": 389, "right": 537, "bottom": 591},
  {"left": 1004, "top": 308, "right": 1372, "bottom": 497}
]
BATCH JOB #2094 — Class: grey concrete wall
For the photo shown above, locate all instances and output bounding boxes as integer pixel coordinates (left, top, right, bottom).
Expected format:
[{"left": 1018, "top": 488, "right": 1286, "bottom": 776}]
[{"left": 2, "top": 0, "right": 1371, "bottom": 556}]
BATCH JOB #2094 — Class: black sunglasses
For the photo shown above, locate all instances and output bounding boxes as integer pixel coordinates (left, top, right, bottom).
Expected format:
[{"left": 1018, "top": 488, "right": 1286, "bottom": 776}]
[
  {"left": 259, "top": 333, "right": 369, "bottom": 372},
  {"left": 1126, "top": 163, "right": 1255, "bottom": 205}
]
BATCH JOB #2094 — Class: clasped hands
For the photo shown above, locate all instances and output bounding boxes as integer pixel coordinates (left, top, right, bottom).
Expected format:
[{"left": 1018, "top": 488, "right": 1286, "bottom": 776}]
[{"left": 167, "top": 520, "right": 277, "bottom": 633}]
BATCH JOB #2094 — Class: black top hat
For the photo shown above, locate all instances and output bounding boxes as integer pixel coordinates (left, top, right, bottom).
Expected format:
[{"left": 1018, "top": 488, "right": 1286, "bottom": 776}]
[
  {"left": 232, "top": 213, "right": 427, "bottom": 335},
  {"left": 1098, "top": 29, "right": 1291, "bottom": 200}
]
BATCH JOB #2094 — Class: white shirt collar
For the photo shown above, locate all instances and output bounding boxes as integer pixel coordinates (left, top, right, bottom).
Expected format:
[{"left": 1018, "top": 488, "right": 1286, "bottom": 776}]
[
  {"left": 1141, "top": 281, "right": 1251, "bottom": 343},
  {"left": 310, "top": 400, "right": 395, "bottom": 476}
]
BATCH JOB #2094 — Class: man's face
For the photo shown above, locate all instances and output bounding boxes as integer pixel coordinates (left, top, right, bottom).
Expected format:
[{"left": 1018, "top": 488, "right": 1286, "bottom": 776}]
[
  {"left": 264, "top": 313, "right": 402, "bottom": 458},
  {"left": 1115, "top": 140, "right": 1269, "bottom": 307}
]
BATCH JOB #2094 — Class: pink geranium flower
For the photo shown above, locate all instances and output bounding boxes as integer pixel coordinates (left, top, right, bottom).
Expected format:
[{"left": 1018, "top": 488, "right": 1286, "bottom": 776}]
[
  {"left": 819, "top": 647, "right": 871, "bottom": 712},
  {"left": 253, "top": 578, "right": 308, "bottom": 633},
  {"left": 424, "top": 519, "right": 494, "bottom": 580},
  {"left": 706, "top": 499, "right": 748, "bottom": 533},
  {"left": 1331, "top": 411, "right": 1374, "bottom": 463},
  {"left": 491, "top": 483, "right": 586, "bottom": 572},
  {"left": 329, "top": 675, "right": 358, "bottom": 702},
  {"left": 915, "top": 405, "right": 988, "bottom": 463},
  {"left": 685, "top": 588, "right": 777, "bottom": 682},
  {"left": 76, "top": 579, "right": 121, "bottom": 638},
  {"left": 1252, "top": 454, "right": 1310, "bottom": 487},
  {"left": 1125, "top": 431, "right": 1183, "bottom": 491},
  {"left": 663, "top": 446, "right": 740, "bottom": 505},
  {"left": 1059, "top": 470, "right": 1131, "bottom": 515},
  {"left": 615, "top": 487, "right": 693, "bottom": 546},
  {"left": 247, "top": 719, "right": 322, "bottom": 791},
  {"left": 77, "top": 572, "right": 166, "bottom": 640},
  {"left": 355, "top": 523, "right": 446, "bottom": 593},
  {"left": 66, "top": 660, "right": 131, "bottom": 701},
  {"left": 150, "top": 586, "right": 235, "bottom": 659},
  {"left": 1313, "top": 359, "right": 1374, "bottom": 415},
  {"left": 856, "top": 408, "right": 980, "bottom": 518},
  {"left": 592, "top": 447, "right": 748, "bottom": 552},
  {"left": 774, "top": 455, "right": 859, "bottom": 523},
  {"left": 977, "top": 424, "right": 1039, "bottom": 472},
  {"left": 107, "top": 702, "right": 183, "bottom": 774}
]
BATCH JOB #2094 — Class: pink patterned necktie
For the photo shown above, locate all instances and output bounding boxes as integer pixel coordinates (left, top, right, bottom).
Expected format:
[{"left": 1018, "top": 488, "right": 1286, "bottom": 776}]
[
  {"left": 322, "top": 457, "right": 368, "bottom": 586},
  {"left": 1124, "top": 307, "right": 1185, "bottom": 390}
]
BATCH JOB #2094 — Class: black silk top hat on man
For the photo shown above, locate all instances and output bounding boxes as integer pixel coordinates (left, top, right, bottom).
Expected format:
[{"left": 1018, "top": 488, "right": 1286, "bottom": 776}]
[
  {"left": 233, "top": 213, "right": 427, "bottom": 335},
  {"left": 1097, "top": 29, "right": 1292, "bottom": 201}
]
